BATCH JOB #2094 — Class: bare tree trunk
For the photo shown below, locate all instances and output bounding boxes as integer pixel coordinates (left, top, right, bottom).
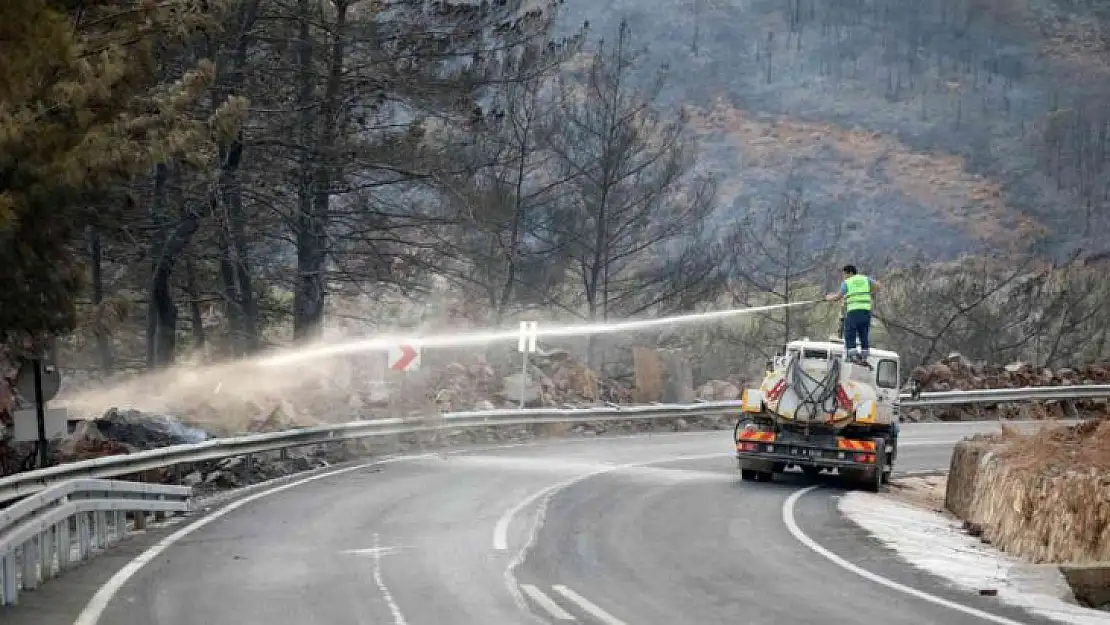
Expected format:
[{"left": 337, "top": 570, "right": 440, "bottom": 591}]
[
  {"left": 85, "top": 226, "right": 113, "bottom": 373},
  {"left": 215, "top": 136, "right": 257, "bottom": 354},
  {"left": 296, "top": 0, "right": 348, "bottom": 341},
  {"left": 208, "top": 0, "right": 261, "bottom": 354},
  {"left": 223, "top": 0, "right": 261, "bottom": 352},
  {"left": 228, "top": 159, "right": 259, "bottom": 352},
  {"left": 146, "top": 165, "right": 199, "bottom": 369},
  {"left": 185, "top": 256, "right": 207, "bottom": 351},
  {"left": 217, "top": 250, "right": 243, "bottom": 353},
  {"left": 145, "top": 163, "right": 169, "bottom": 368},
  {"left": 493, "top": 128, "right": 531, "bottom": 325},
  {"left": 148, "top": 227, "right": 191, "bottom": 369},
  {"left": 293, "top": 0, "right": 323, "bottom": 341}
]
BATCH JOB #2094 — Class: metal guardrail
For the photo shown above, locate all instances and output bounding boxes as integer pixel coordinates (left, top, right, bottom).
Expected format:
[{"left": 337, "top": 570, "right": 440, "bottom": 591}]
[
  {"left": 897, "top": 384, "right": 1110, "bottom": 407},
  {"left": 0, "top": 385, "right": 1106, "bottom": 506},
  {"left": 0, "top": 401, "right": 747, "bottom": 505},
  {"left": 0, "top": 479, "right": 191, "bottom": 605}
]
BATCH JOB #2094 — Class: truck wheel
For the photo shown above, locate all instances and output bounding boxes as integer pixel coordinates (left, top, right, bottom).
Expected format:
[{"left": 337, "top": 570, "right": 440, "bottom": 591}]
[
  {"left": 862, "top": 468, "right": 882, "bottom": 492},
  {"left": 755, "top": 471, "right": 773, "bottom": 483},
  {"left": 740, "top": 469, "right": 757, "bottom": 481},
  {"left": 864, "top": 437, "right": 886, "bottom": 492},
  {"left": 802, "top": 465, "right": 822, "bottom": 478}
]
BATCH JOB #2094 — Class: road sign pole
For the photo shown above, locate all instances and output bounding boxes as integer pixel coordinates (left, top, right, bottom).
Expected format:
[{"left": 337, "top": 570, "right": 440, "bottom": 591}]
[
  {"left": 32, "top": 359, "right": 47, "bottom": 468},
  {"left": 520, "top": 349, "right": 527, "bottom": 409},
  {"left": 518, "top": 322, "right": 538, "bottom": 408}
]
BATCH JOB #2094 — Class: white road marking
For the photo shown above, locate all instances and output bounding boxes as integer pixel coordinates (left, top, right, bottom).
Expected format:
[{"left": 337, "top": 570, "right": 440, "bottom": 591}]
[
  {"left": 494, "top": 453, "right": 731, "bottom": 551},
  {"left": 371, "top": 532, "right": 408, "bottom": 625},
  {"left": 342, "top": 545, "right": 407, "bottom": 557},
  {"left": 72, "top": 456, "right": 415, "bottom": 625},
  {"left": 500, "top": 452, "right": 729, "bottom": 623},
  {"left": 552, "top": 584, "right": 628, "bottom": 625},
  {"left": 782, "top": 486, "right": 1030, "bottom": 625},
  {"left": 494, "top": 464, "right": 619, "bottom": 551},
  {"left": 519, "top": 584, "right": 575, "bottom": 620},
  {"left": 899, "top": 439, "right": 962, "bottom": 446}
]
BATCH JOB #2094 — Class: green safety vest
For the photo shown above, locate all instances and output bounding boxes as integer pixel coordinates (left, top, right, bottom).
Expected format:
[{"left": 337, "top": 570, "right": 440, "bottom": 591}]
[{"left": 844, "top": 274, "right": 872, "bottom": 311}]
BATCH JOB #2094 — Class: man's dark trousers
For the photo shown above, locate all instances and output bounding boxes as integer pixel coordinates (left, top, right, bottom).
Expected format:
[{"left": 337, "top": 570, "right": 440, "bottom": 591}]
[{"left": 844, "top": 309, "right": 871, "bottom": 357}]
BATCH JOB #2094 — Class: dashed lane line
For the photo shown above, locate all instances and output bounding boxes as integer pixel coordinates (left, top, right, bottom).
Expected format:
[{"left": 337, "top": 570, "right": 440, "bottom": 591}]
[
  {"left": 520, "top": 584, "right": 576, "bottom": 621},
  {"left": 552, "top": 584, "right": 629, "bottom": 625}
]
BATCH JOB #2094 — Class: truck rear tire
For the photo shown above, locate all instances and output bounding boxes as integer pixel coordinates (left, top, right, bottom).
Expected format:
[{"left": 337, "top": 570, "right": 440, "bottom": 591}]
[
  {"left": 862, "top": 468, "right": 882, "bottom": 492},
  {"left": 741, "top": 469, "right": 757, "bottom": 481},
  {"left": 863, "top": 437, "right": 886, "bottom": 492}
]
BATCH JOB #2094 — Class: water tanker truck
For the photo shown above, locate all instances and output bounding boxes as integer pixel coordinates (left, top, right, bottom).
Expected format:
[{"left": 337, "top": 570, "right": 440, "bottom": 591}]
[{"left": 734, "top": 336, "right": 901, "bottom": 491}]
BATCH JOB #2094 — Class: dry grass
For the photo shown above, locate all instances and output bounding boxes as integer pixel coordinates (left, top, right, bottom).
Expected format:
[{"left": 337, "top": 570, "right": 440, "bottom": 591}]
[
  {"left": 687, "top": 101, "right": 1046, "bottom": 245},
  {"left": 996, "top": 418, "right": 1110, "bottom": 473},
  {"left": 1038, "top": 13, "right": 1110, "bottom": 72}
]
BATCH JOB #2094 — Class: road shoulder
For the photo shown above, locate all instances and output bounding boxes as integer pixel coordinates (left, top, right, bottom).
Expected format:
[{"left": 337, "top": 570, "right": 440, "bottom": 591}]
[
  {"left": 790, "top": 485, "right": 1063, "bottom": 624},
  {"left": 838, "top": 485, "right": 1110, "bottom": 625}
]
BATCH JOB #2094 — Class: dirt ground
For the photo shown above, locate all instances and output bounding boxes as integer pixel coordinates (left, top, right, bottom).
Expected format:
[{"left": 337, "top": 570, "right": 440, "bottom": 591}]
[{"left": 885, "top": 475, "right": 949, "bottom": 513}]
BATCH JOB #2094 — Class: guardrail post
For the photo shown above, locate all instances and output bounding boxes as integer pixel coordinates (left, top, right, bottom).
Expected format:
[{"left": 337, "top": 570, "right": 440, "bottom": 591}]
[
  {"left": 40, "top": 526, "right": 54, "bottom": 580},
  {"left": 2, "top": 550, "right": 17, "bottom": 605},
  {"left": 77, "top": 514, "right": 91, "bottom": 560},
  {"left": 57, "top": 520, "right": 70, "bottom": 571},
  {"left": 241, "top": 454, "right": 253, "bottom": 486},
  {"left": 21, "top": 537, "right": 39, "bottom": 590},
  {"left": 133, "top": 509, "right": 147, "bottom": 531},
  {"left": 95, "top": 512, "right": 108, "bottom": 548},
  {"left": 113, "top": 511, "right": 125, "bottom": 541}
]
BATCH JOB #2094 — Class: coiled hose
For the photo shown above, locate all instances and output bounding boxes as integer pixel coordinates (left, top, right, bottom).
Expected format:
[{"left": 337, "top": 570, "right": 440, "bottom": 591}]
[{"left": 784, "top": 351, "right": 841, "bottom": 422}]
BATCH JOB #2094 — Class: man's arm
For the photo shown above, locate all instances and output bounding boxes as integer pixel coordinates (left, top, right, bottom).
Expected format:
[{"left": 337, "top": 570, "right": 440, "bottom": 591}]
[
  {"left": 825, "top": 282, "right": 847, "bottom": 302},
  {"left": 870, "top": 277, "right": 881, "bottom": 292}
]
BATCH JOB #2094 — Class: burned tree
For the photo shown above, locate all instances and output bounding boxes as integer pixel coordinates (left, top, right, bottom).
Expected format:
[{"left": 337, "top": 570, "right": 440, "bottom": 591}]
[
  {"left": 728, "top": 176, "right": 840, "bottom": 356},
  {"left": 546, "top": 20, "right": 721, "bottom": 365}
]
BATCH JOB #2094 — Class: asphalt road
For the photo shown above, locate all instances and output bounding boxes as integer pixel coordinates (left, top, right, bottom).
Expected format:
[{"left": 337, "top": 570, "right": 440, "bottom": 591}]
[{"left": 8, "top": 421, "right": 1067, "bottom": 625}]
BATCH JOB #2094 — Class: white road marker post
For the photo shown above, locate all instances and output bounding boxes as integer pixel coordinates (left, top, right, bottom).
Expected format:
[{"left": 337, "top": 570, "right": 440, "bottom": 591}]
[{"left": 518, "top": 321, "right": 538, "bottom": 408}]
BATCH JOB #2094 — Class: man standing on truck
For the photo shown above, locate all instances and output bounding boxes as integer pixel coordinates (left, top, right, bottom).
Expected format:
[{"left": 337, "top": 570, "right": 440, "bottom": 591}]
[{"left": 825, "top": 264, "right": 880, "bottom": 362}]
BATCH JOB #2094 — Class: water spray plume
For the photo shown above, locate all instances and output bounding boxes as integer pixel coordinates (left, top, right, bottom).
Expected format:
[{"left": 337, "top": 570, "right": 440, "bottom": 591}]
[
  {"left": 59, "top": 299, "right": 818, "bottom": 424},
  {"left": 257, "top": 300, "right": 820, "bottom": 368}
]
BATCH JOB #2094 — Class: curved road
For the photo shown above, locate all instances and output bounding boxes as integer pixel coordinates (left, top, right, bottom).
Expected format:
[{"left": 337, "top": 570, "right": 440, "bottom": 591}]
[{"left": 13, "top": 422, "right": 1062, "bottom": 625}]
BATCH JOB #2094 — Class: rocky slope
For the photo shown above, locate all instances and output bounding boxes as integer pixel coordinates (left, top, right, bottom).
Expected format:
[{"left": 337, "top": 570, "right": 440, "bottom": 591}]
[
  {"left": 556, "top": 0, "right": 1110, "bottom": 259},
  {"left": 905, "top": 352, "right": 1110, "bottom": 421}
]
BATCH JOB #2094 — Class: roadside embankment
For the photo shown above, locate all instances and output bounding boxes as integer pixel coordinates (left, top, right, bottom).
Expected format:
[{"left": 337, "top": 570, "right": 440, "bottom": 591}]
[{"left": 944, "top": 419, "right": 1110, "bottom": 609}]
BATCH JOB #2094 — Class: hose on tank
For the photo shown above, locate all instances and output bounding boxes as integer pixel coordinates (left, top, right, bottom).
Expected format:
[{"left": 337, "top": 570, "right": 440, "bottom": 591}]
[{"left": 784, "top": 350, "right": 841, "bottom": 422}]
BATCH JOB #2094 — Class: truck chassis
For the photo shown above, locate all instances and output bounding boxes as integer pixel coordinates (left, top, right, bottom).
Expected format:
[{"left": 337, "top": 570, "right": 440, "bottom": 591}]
[{"left": 734, "top": 414, "right": 897, "bottom": 492}]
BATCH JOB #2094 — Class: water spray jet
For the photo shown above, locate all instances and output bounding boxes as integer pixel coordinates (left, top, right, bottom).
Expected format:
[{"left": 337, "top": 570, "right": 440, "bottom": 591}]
[
  {"left": 59, "top": 300, "right": 820, "bottom": 422},
  {"left": 257, "top": 300, "right": 820, "bottom": 368}
]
